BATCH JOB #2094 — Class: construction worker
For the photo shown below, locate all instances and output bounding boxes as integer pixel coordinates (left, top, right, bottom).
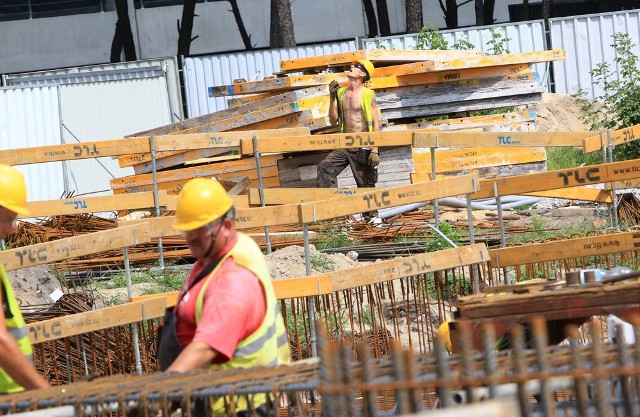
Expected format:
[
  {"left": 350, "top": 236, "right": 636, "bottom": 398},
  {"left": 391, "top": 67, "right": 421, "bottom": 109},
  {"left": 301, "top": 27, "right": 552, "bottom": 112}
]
[
  {"left": 157, "top": 178, "right": 290, "bottom": 417},
  {"left": 317, "top": 59, "right": 381, "bottom": 219},
  {"left": 0, "top": 164, "right": 50, "bottom": 393}
]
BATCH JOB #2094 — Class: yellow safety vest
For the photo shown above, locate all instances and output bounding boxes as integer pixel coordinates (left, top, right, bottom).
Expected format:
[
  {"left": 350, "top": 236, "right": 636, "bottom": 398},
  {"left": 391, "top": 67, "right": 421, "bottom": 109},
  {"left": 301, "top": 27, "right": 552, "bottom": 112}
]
[
  {"left": 337, "top": 86, "right": 375, "bottom": 133},
  {"left": 0, "top": 264, "right": 34, "bottom": 394},
  {"left": 195, "top": 233, "right": 291, "bottom": 416}
]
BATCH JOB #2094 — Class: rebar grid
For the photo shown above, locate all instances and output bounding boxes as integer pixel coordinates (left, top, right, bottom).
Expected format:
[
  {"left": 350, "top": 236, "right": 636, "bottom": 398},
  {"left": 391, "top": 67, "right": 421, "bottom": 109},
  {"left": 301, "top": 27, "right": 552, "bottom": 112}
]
[{"left": 1, "top": 317, "right": 638, "bottom": 417}]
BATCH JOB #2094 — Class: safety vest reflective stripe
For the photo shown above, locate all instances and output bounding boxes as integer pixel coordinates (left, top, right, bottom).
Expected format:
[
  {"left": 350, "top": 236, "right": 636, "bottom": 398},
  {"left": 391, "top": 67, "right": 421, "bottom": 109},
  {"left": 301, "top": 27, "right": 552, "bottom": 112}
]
[
  {"left": 8, "top": 325, "right": 27, "bottom": 340},
  {"left": 234, "top": 305, "right": 279, "bottom": 357}
]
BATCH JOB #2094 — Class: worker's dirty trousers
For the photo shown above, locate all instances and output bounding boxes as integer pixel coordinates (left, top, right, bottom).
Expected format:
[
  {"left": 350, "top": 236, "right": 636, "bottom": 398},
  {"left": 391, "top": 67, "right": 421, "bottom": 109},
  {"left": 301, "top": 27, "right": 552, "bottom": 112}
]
[{"left": 316, "top": 148, "right": 378, "bottom": 188}]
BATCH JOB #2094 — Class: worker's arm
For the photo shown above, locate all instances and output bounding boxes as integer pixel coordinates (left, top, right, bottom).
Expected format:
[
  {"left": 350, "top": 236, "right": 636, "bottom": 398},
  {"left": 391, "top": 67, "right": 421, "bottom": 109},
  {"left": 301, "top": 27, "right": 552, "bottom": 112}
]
[
  {"left": 166, "top": 341, "right": 218, "bottom": 372},
  {"left": 328, "top": 80, "right": 340, "bottom": 126},
  {"left": 0, "top": 291, "right": 49, "bottom": 390},
  {"left": 371, "top": 95, "right": 381, "bottom": 153}
]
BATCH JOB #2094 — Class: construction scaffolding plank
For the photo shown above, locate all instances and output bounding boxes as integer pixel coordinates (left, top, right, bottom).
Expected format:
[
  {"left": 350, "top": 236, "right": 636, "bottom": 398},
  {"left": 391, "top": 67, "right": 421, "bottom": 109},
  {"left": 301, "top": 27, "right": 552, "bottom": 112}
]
[
  {"left": 251, "top": 184, "right": 612, "bottom": 205},
  {"left": 134, "top": 86, "right": 327, "bottom": 136},
  {"left": 582, "top": 124, "right": 640, "bottom": 153},
  {"left": 124, "top": 124, "right": 305, "bottom": 173},
  {"left": 209, "top": 64, "right": 532, "bottom": 97},
  {"left": 133, "top": 243, "right": 487, "bottom": 306},
  {"left": 413, "top": 130, "right": 591, "bottom": 148},
  {"left": 381, "top": 93, "right": 543, "bottom": 120},
  {"left": 470, "top": 158, "right": 640, "bottom": 199},
  {"left": 298, "top": 175, "right": 478, "bottom": 223},
  {"left": 429, "top": 49, "right": 566, "bottom": 71},
  {"left": 110, "top": 154, "right": 281, "bottom": 190},
  {"left": 241, "top": 130, "right": 414, "bottom": 154},
  {"left": 27, "top": 297, "right": 167, "bottom": 344},
  {"left": 278, "top": 49, "right": 483, "bottom": 73},
  {"left": 247, "top": 188, "right": 376, "bottom": 205},
  {"left": 0, "top": 224, "right": 150, "bottom": 272},
  {"left": 489, "top": 231, "right": 640, "bottom": 268},
  {"left": 21, "top": 191, "right": 171, "bottom": 219},
  {"left": 412, "top": 147, "right": 546, "bottom": 173},
  {"left": 376, "top": 72, "right": 539, "bottom": 110}
]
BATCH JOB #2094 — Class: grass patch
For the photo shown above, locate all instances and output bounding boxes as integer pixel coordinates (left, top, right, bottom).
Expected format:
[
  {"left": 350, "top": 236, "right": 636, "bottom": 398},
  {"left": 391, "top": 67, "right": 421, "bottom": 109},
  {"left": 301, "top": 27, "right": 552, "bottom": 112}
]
[
  {"left": 546, "top": 147, "right": 602, "bottom": 171},
  {"left": 310, "top": 252, "right": 331, "bottom": 270},
  {"left": 507, "top": 215, "right": 600, "bottom": 245},
  {"left": 315, "top": 225, "right": 360, "bottom": 250}
]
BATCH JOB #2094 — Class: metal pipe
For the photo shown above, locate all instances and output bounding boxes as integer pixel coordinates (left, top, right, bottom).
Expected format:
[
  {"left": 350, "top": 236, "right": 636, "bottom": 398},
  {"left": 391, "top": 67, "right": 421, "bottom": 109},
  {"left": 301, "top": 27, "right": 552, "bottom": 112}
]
[
  {"left": 302, "top": 202, "right": 317, "bottom": 358},
  {"left": 124, "top": 247, "right": 142, "bottom": 375},
  {"left": 149, "top": 135, "right": 165, "bottom": 269},
  {"left": 253, "top": 136, "right": 272, "bottom": 254}
]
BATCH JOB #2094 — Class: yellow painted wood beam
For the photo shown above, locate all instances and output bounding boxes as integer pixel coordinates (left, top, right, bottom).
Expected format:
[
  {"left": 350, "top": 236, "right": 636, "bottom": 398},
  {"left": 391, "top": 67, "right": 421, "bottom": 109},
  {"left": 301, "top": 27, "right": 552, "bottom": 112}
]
[
  {"left": 582, "top": 124, "right": 640, "bottom": 153},
  {"left": 0, "top": 224, "right": 151, "bottom": 271}
]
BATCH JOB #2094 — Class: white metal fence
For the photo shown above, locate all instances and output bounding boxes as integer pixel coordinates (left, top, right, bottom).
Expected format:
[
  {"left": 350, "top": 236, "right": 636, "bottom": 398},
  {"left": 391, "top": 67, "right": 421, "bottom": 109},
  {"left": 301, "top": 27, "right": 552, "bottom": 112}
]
[
  {"left": 549, "top": 8, "right": 640, "bottom": 99},
  {"left": 183, "top": 41, "right": 356, "bottom": 118}
]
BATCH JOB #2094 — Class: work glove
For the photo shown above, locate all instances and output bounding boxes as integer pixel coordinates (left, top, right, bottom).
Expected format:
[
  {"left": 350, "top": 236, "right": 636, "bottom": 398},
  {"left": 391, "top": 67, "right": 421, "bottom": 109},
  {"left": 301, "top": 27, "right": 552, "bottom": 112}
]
[
  {"left": 329, "top": 80, "right": 340, "bottom": 99},
  {"left": 368, "top": 151, "right": 380, "bottom": 168}
]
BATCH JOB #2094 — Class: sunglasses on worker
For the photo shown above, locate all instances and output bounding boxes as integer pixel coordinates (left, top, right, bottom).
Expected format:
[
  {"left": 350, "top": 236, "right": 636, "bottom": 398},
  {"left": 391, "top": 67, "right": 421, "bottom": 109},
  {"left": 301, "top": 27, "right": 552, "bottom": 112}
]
[{"left": 351, "top": 63, "right": 367, "bottom": 73}]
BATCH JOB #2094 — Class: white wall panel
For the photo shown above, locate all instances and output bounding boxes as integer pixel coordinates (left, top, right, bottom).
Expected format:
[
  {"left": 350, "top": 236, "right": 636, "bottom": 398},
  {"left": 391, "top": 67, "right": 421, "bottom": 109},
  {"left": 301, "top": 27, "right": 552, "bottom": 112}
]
[
  {"left": 0, "top": 86, "right": 65, "bottom": 203},
  {"left": 3, "top": 60, "right": 178, "bottom": 197},
  {"left": 183, "top": 41, "right": 357, "bottom": 117},
  {"left": 550, "top": 9, "right": 640, "bottom": 99}
]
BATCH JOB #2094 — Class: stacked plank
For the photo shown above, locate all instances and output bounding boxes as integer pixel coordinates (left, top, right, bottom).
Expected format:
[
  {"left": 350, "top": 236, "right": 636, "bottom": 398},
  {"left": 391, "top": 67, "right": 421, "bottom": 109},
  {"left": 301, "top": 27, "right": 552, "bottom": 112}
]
[
  {"left": 211, "top": 49, "right": 564, "bottom": 186},
  {"left": 112, "top": 49, "right": 565, "bottom": 195}
]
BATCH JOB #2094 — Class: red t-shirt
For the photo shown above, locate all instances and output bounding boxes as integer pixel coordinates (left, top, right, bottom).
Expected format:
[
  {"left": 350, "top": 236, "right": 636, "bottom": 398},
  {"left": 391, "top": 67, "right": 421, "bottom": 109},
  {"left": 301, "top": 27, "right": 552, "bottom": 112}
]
[{"left": 174, "top": 236, "right": 267, "bottom": 364}]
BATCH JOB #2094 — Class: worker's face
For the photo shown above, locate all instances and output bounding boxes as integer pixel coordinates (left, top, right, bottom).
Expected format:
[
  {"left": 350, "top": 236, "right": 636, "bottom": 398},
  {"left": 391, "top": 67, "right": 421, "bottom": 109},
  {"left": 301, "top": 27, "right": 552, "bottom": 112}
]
[
  {"left": 0, "top": 206, "right": 17, "bottom": 241},
  {"left": 347, "top": 63, "right": 367, "bottom": 79},
  {"left": 183, "top": 217, "right": 229, "bottom": 260}
]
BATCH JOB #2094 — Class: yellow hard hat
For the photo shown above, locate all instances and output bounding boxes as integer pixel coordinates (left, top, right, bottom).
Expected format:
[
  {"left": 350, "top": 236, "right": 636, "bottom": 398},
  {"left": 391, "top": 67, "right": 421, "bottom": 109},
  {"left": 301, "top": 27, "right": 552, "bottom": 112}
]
[
  {"left": 437, "top": 320, "right": 453, "bottom": 354},
  {"left": 173, "top": 178, "right": 233, "bottom": 231},
  {"left": 356, "top": 59, "right": 375, "bottom": 80},
  {"left": 0, "top": 164, "right": 30, "bottom": 216}
]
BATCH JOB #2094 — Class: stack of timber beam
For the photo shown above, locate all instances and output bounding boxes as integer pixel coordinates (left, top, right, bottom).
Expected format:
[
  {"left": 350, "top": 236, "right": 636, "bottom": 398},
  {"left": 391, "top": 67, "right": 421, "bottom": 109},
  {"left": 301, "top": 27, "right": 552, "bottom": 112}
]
[
  {"left": 111, "top": 49, "right": 565, "bottom": 195},
  {"left": 210, "top": 49, "right": 564, "bottom": 187}
]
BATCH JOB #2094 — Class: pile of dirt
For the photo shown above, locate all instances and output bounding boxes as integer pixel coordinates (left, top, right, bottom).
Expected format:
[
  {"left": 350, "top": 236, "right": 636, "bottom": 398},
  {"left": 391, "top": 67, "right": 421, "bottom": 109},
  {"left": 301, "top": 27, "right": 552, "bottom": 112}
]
[
  {"left": 7, "top": 265, "right": 63, "bottom": 307},
  {"left": 265, "top": 244, "right": 364, "bottom": 280},
  {"left": 533, "top": 93, "right": 591, "bottom": 132}
]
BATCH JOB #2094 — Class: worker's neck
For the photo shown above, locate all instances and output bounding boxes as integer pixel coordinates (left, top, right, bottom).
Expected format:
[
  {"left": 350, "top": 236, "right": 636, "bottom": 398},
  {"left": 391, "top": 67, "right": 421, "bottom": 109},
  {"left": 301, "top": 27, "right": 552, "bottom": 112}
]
[{"left": 347, "top": 76, "right": 365, "bottom": 90}]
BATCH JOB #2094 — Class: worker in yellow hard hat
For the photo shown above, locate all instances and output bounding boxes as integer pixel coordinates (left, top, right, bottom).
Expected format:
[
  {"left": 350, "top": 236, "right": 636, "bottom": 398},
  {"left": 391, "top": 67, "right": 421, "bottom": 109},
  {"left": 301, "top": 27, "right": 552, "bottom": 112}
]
[
  {"left": 318, "top": 58, "right": 381, "bottom": 221},
  {"left": 0, "top": 164, "right": 50, "bottom": 393},
  {"left": 157, "top": 178, "right": 290, "bottom": 416}
]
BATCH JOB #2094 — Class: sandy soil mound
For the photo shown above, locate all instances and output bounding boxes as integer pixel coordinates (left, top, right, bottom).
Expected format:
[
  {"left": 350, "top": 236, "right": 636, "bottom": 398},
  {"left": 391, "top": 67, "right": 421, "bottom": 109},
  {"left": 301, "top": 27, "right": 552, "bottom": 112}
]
[
  {"left": 533, "top": 93, "right": 592, "bottom": 132},
  {"left": 265, "top": 244, "right": 363, "bottom": 280}
]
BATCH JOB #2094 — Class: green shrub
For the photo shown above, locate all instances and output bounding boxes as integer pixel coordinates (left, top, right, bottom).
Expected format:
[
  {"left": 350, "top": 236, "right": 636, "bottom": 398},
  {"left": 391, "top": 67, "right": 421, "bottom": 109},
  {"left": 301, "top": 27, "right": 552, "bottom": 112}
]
[{"left": 575, "top": 33, "right": 640, "bottom": 160}]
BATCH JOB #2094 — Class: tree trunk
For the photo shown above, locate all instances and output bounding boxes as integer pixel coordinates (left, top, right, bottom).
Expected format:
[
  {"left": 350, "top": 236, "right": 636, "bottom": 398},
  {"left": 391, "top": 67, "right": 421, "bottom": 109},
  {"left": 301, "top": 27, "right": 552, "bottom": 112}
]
[
  {"left": 228, "top": 0, "right": 252, "bottom": 50},
  {"left": 177, "top": 0, "right": 197, "bottom": 56},
  {"left": 376, "top": 0, "right": 391, "bottom": 36},
  {"left": 475, "top": 0, "right": 483, "bottom": 26},
  {"left": 542, "top": 0, "right": 551, "bottom": 20},
  {"left": 445, "top": 0, "right": 459, "bottom": 29},
  {"left": 405, "top": 0, "right": 423, "bottom": 34},
  {"left": 110, "top": 0, "right": 136, "bottom": 63},
  {"left": 362, "top": 0, "right": 378, "bottom": 38},
  {"left": 522, "top": 0, "right": 529, "bottom": 21},
  {"left": 270, "top": 0, "right": 296, "bottom": 48},
  {"left": 483, "top": 0, "right": 495, "bottom": 24}
]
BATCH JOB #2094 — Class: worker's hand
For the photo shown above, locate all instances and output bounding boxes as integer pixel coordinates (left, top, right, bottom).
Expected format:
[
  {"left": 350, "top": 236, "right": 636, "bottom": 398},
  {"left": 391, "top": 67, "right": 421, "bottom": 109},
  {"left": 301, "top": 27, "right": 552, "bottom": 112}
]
[
  {"left": 368, "top": 151, "right": 380, "bottom": 168},
  {"left": 329, "top": 80, "right": 340, "bottom": 98}
]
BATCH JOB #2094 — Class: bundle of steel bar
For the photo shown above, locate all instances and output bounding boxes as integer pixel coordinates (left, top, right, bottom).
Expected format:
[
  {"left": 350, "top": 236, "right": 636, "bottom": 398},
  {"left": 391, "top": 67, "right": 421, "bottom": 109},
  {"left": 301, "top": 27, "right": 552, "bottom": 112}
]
[{"left": 2, "top": 316, "right": 638, "bottom": 417}]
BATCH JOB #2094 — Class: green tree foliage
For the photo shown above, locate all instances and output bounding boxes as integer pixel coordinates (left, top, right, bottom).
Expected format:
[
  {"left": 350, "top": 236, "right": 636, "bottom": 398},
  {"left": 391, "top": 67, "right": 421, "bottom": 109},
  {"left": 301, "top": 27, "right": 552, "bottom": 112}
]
[{"left": 575, "top": 33, "right": 640, "bottom": 160}]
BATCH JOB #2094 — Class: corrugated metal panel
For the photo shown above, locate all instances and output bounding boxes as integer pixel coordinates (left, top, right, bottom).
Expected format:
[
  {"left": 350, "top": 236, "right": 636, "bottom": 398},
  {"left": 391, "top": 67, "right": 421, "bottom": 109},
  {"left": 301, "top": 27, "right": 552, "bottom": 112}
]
[
  {"left": 2, "top": 59, "right": 178, "bottom": 197},
  {"left": 183, "top": 41, "right": 357, "bottom": 117},
  {"left": 0, "top": 86, "right": 66, "bottom": 202},
  {"left": 2, "top": 57, "right": 184, "bottom": 122},
  {"left": 59, "top": 78, "right": 173, "bottom": 197},
  {"left": 359, "top": 21, "right": 551, "bottom": 90},
  {"left": 550, "top": 9, "right": 640, "bottom": 99}
]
